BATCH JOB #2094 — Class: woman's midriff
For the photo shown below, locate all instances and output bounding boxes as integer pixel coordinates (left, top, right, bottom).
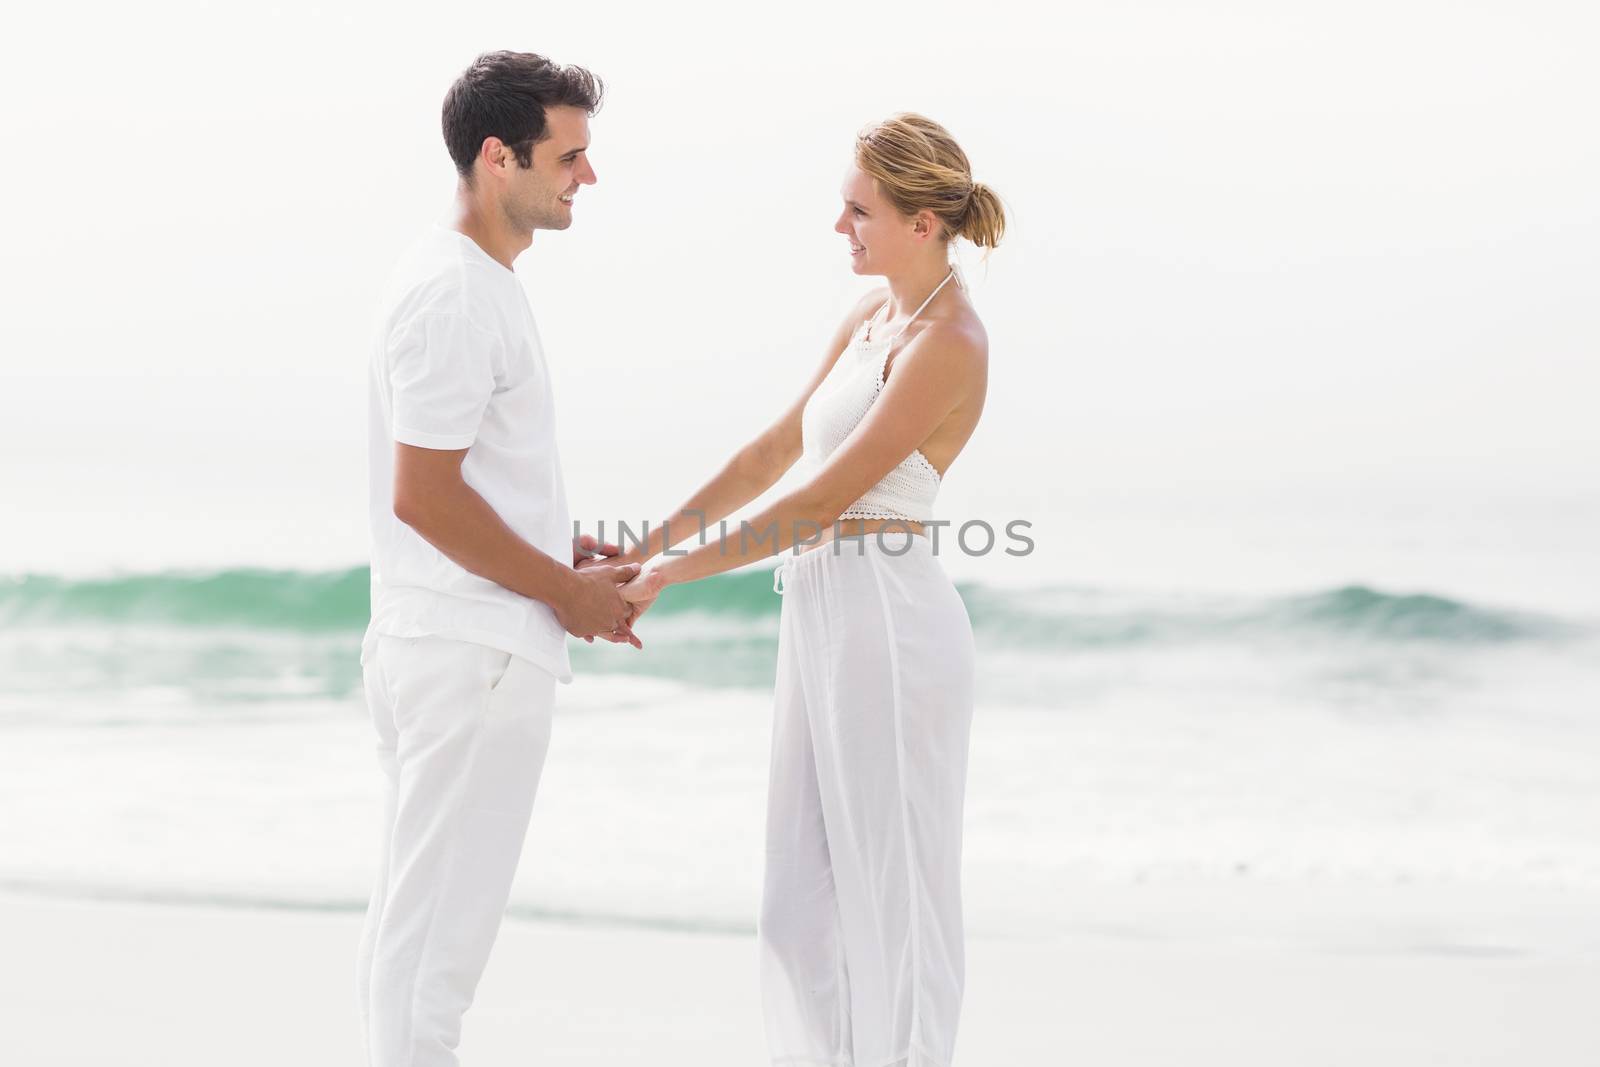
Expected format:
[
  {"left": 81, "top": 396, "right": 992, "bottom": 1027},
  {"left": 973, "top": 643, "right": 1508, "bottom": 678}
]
[{"left": 798, "top": 518, "right": 926, "bottom": 554}]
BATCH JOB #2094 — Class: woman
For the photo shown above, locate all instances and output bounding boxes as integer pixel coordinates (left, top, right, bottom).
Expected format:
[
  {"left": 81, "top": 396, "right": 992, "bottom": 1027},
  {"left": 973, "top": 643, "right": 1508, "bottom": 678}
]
[{"left": 616, "top": 113, "right": 1004, "bottom": 1067}]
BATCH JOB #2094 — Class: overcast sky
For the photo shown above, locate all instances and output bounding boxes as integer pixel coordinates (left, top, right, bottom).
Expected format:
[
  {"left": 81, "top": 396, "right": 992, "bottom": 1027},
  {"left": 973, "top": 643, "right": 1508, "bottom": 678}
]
[{"left": 3, "top": 1, "right": 1596, "bottom": 596}]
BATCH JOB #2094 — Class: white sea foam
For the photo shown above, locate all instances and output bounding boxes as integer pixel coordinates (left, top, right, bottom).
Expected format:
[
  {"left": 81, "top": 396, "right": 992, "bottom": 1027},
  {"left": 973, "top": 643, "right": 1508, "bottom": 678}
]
[{"left": 2, "top": 625, "right": 1597, "bottom": 945}]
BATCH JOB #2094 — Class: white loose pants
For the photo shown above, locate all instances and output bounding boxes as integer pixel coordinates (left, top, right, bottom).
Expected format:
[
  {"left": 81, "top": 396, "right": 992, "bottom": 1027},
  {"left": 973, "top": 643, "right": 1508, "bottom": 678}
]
[
  {"left": 762, "top": 535, "right": 977, "bottom": 1067},
  {"left": 357, "top": 635, "right": 556, "bottom": 1067}
]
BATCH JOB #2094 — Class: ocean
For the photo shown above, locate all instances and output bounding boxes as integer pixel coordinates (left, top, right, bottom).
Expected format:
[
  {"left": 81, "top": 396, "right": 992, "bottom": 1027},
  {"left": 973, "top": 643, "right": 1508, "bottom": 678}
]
[{"left": 2, "top": 562, "right": 1597, "bottom": 945}]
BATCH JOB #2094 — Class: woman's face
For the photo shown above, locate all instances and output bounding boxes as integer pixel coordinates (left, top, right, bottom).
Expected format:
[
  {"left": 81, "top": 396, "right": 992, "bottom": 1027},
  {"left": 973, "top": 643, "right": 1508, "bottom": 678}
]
[{"left": 835, "top": 164, "right": 921, "bottom": 276}]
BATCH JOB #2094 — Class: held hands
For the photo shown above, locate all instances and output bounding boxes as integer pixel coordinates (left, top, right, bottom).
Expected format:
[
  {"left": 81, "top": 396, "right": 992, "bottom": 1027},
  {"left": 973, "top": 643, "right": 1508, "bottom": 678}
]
[
  {"left": 561, "top": 537, "right": 646, "bottom": 647},
  {"left": 568, "top": 534, "right": 664, "bottom": 648},
  {"left": 608, "top": 563, "right": 665, "bottom": 639},
  {"left": 617, "top": 563, "right": 668, "bottom": 631},
  {"left": 620, "top": 564, "right": 666, "bottom": 605},
  {"left": 556, "top": 558, "right": 643, "bottom": 648}
]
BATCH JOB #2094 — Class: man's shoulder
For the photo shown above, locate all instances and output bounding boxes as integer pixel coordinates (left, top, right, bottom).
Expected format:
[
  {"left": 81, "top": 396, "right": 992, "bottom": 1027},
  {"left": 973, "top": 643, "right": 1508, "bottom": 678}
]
[{"left": 382, "top": 254, "right": 511, "bottom": 339}]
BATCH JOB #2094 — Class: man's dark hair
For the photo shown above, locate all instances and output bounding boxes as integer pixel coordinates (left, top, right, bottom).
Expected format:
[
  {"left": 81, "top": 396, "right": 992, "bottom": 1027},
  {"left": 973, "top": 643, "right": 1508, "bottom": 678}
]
[{"left": 441, "top": 51, "right": 604, "bottom": 181}]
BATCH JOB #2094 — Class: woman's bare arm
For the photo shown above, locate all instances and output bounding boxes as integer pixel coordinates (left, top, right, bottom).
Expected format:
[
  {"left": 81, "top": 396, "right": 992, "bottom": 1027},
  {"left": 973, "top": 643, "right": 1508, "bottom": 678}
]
[
  {"left": 628, "top": 318, "right": 986, "bottom": 594},
  {"left": 610, "top": 289, "right": 887, "bottom": 566}
]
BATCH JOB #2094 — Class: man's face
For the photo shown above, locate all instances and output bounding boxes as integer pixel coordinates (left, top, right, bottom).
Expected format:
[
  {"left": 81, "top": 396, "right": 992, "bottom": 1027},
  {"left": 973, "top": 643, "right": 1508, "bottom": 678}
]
[{"left": 504, "top": 105, "right": 596, "bottom": 232}]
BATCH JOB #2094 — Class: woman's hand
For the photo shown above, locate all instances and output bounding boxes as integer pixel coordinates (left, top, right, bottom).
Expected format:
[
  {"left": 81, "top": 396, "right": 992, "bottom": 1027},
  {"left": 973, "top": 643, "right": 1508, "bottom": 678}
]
[{"left": 620, "top": 562, "right": 668, "bottom": 605}]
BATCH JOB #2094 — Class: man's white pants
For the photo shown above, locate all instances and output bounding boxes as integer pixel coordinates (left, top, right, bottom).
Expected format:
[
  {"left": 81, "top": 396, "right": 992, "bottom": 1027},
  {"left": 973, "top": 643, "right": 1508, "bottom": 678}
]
[
  {"left": 762, "top": 535, "right": 977, "bottom": 1067},
  {"left": 358, "top": 635, "right": 555, "bottom": 1067}
]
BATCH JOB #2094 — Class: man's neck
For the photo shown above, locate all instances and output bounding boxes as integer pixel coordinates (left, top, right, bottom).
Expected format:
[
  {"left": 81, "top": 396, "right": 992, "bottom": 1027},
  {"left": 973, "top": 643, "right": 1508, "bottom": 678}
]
[{"left": 451, "top": 190, "right": 531, "bottom": 271}]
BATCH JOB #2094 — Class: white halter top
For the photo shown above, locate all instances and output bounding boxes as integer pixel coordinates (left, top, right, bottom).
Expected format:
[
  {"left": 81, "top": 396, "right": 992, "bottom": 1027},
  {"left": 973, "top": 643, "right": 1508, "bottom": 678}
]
[{"left": 800, "top": 272, "right": 955, "bottom": 523}]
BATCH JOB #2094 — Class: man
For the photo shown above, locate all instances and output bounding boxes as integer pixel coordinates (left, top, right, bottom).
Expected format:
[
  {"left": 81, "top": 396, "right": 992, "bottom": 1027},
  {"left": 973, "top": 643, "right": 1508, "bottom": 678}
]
[{"left": 357, "top": 51, "right": 635, "bottom": 1067}]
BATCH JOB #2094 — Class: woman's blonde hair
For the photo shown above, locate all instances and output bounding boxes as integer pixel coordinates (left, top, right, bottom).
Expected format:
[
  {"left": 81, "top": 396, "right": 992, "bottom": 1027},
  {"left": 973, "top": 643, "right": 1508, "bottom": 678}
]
[{"left": 854, "top": 113, "right": 1005, "bottom": 250}]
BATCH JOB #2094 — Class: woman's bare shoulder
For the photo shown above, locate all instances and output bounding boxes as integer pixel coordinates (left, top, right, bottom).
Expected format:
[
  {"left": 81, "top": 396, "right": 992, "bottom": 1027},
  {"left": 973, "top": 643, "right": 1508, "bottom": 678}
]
[{"left": 916, "top": 306, "right": 989, "bottom": 365}]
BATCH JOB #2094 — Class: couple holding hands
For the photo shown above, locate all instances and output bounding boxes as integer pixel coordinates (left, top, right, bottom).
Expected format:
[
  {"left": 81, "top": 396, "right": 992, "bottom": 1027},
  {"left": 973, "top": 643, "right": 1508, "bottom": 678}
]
[{"left": 360, "top": 50, "right": 1004, "bottom": 1067}]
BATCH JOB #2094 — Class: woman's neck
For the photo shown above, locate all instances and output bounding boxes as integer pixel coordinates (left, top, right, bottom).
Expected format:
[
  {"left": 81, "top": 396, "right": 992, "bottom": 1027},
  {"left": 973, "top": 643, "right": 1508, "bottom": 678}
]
[{"left": 882, "top": 256, "right": 956, "bottom": 321}]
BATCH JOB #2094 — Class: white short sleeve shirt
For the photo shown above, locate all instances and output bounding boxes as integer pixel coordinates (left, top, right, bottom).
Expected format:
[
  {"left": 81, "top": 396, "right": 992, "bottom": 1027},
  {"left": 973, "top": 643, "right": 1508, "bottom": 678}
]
[{"left": 364, "top": 226, "right": 573, "bottom": 683}]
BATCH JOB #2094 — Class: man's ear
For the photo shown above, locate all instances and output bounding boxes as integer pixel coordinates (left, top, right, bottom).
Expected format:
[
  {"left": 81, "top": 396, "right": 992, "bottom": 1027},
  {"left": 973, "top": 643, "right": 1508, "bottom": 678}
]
[{"left": 478, "top": 136, "right": 511, "bottom": 180}]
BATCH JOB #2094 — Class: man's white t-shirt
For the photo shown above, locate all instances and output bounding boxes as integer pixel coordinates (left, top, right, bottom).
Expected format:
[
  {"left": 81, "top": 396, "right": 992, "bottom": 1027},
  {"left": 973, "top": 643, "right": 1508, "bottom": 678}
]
[{"left": 363, "top": 225, "right": 573, "bottom": 684}]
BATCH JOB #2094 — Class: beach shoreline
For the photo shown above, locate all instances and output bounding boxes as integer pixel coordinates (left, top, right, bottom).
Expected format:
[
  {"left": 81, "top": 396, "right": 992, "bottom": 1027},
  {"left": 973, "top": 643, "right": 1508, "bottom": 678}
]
[{"left": 3, "top": 883, "right": 1594, "bottom": 1066}]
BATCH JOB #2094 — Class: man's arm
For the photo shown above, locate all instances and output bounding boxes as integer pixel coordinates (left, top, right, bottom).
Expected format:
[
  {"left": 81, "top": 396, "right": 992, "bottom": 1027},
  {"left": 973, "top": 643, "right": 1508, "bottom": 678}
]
[{"left": 393, "top": 443, "right": 637, "bottom": 640}]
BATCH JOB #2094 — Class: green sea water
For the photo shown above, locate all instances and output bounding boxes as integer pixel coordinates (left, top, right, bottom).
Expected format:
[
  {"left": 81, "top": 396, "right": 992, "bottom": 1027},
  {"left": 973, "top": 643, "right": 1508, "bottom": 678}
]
[{"left": 0, "top": 566, "right": 1580, "bottom": 704}]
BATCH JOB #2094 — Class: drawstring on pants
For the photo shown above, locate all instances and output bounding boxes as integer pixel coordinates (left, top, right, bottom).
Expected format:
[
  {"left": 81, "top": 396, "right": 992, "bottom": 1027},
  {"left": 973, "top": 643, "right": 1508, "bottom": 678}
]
[{"left": 773, "top": 558, "right": 790, "bottom": 595}]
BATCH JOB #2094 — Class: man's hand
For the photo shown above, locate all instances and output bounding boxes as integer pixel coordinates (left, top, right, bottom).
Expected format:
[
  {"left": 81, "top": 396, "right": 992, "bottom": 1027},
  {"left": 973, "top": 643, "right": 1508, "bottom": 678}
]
[
  {"left": 622, "top": 592, "right": 658, "bottom": 633},
  {"left": 555, "top": 562, "right": 642, "bottom": 647},
  {"left": 573, "top": 533, "right": 622, "bottom": 570}
]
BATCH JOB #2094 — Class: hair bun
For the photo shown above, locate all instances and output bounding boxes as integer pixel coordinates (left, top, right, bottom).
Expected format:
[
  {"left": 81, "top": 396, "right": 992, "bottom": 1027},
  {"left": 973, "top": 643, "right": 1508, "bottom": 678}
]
[{"left": 960, "top": 181, "right": 1005, "bottom": 250}]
